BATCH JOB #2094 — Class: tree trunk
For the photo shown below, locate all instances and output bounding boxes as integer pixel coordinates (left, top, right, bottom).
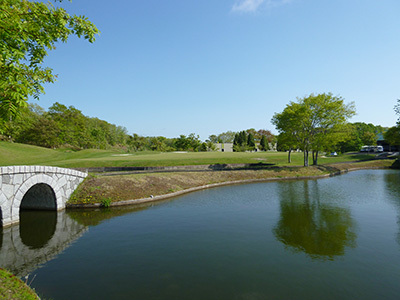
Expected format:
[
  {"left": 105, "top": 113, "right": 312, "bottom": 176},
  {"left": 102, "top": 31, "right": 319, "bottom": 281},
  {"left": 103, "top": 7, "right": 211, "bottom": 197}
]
[
  {"left": 288, "top": 148, "right": 292, "bottom": 163},
  {"left": 304, "top": 150, "right": 309, "bottom": 167},
  {"left": 312, "top": 150, "right": 319, "bottom": 165}
]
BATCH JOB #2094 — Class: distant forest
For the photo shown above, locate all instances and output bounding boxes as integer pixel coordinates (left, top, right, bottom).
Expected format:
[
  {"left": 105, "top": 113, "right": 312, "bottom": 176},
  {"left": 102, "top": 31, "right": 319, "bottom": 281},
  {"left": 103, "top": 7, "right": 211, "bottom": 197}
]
[{"left": 0, "top": 102, "right": 389, "bottom": 153}]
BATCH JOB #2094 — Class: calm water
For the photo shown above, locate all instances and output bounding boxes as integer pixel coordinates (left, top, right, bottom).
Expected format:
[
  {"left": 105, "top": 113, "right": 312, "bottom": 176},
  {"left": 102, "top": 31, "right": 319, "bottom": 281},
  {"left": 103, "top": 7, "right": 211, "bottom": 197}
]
[{"left": 1, "top": 169, "right": 400, "bottom": 299}]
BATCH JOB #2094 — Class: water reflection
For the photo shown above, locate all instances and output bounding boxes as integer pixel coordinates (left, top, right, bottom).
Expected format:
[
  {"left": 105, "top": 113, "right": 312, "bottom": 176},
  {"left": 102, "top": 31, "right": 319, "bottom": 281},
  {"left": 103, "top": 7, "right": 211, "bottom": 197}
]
[
  {"left": 274, "top": 180, "right": 356, "bottom": 260},
  {"left": 384, "top": 171, "right": 400, "bottom": 246},
  {"left": 20, "top": 211, "right": 57, "bottom": 249},
  {"left": 0, "top": 202, "right": 161, "bottom": 277},
  {"left": 0, "top": 211, "right": 87, "bottom": 277}
]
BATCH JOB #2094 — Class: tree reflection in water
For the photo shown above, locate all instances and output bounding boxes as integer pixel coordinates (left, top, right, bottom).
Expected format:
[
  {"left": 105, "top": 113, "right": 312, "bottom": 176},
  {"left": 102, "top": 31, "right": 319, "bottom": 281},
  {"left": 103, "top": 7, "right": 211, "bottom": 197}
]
[{"left": 274, "top": 180, "right": 356, "bottom": 260}]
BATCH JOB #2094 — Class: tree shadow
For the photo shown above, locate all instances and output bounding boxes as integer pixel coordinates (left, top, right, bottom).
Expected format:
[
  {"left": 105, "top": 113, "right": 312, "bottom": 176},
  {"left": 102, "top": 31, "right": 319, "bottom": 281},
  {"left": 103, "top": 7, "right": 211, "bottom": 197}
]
[{"left": 207, "top": 163, "right": 276, "bottom": 171}]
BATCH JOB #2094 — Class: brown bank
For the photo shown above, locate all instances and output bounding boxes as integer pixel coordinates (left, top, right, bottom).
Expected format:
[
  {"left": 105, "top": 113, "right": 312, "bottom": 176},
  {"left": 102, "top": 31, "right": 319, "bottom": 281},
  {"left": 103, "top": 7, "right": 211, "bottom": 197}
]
[{"left": 68, "top": 159, "right": 396, "bottom": 208}]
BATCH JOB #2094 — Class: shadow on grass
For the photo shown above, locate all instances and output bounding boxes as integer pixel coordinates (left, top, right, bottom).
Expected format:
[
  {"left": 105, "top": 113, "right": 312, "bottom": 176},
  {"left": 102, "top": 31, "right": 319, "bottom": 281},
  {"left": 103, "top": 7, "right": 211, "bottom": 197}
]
[
  {"left": 344, "top": 153, "right": 376, "bottom": 161},
  {"left": 208, "top": 162, "right": 276, "bottom": 171},
  {"left": 316, "top": 165, "right": 341, "bottom": 174}
]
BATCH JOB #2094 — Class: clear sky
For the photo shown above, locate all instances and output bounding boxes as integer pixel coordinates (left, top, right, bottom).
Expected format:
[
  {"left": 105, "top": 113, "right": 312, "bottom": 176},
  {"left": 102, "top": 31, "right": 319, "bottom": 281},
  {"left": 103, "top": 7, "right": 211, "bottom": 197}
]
[{"left": 33, "top": 0, "right": 400, "bottom": 140}]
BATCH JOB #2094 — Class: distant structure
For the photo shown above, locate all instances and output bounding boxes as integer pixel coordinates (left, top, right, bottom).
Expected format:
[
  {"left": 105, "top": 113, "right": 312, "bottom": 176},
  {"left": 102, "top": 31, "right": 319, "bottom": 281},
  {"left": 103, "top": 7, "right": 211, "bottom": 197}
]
[{"left": 214, "top": 143, "right": 234, "bottom": 152}]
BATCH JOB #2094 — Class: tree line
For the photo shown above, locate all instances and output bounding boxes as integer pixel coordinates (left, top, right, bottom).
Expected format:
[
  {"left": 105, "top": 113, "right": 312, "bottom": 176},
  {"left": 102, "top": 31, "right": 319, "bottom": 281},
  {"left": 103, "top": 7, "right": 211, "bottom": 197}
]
[
  {"left": 0, "top": 101, "right": 278, "bottom": 153},
  {"left": 0, "top": 102, "right": 218, "bottom": 152}
]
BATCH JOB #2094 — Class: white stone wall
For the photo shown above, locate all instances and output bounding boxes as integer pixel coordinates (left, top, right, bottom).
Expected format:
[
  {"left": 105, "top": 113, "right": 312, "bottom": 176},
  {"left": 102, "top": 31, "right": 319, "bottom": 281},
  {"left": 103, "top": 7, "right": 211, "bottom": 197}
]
[{"left": 0, "top": 166, "right": 87, "bottom": 227}]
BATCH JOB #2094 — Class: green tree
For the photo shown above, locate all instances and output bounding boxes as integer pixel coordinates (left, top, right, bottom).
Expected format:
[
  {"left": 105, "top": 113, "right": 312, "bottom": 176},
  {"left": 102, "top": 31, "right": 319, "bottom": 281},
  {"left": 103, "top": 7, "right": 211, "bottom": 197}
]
[
  {"left": 0, "top": 103, "right": 42, "bottom": 141},
  {"left": 272, "top": 93, "right": 355, "bottom": 166},
  {"left": 206, "top": 140, "right": 217, "bottom": 151},
  {"left": 247, "top": 133, "right": 256, "bottom": 151},
  {"left": 233, "top": 130, "right": 248, "bottom": 152},
  {"left": 395, "top": 99, "right": 400, "bottom": 124},
  {"left": 384, "top": 126, "right": 400, "bottom": 150},
  {"left": 259, "top": 135, "right": 269, "bottom": 151},
  {"left": 257, "top": 129, "right": 275, "bottom": 143},
  {"left": 48, "top": 102, "right": 87, "bottom": 147},
  {"left": 353, "top": 122, "right": 379, "bottom": 145},
  {"left": 174, "top": 133, "right": 201, "bottom": 151},
  {"left": 0, "top": 0, "right": 99, "bottom": 121},
  {"left": 217, "top": 131, "right": 236, "bottom": 143},
  {"left": 387, "top": 100, "right": 400, "bottom": 153},
  {"left": 128, "top": 134, "right": 148, "bottom": 152},
  {"left": 276, "top": 132, "right": 298, "bottom": 163},
  {"left": 208, "top": 134, "right": 218, "bottom": 143},
  {"left": 20, "top": 115, "right": 61, "bottom": 148},
  {"left": 337, "top": 123, "right": 363, "bottom": 153},
  {"left": 199, "top": 142, "right": 208, "bottom": 152}
]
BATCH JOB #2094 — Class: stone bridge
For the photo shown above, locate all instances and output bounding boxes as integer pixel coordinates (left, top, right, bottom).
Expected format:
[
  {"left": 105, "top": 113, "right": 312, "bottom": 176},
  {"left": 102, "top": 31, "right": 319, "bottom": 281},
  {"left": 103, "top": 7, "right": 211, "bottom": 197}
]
[{"left": 0, "top": 166, "right": 87, "bottom": 227}]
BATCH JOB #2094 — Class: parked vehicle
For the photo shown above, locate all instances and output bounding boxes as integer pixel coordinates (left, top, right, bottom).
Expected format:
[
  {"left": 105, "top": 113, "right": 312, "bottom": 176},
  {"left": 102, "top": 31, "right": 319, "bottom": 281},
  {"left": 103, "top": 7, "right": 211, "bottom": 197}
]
[
  {"left": 360, "top": 145, "right": 384, "bottom": 152},
  {"left": 360, "top": 146, "right": 372, "bottom": 152}
]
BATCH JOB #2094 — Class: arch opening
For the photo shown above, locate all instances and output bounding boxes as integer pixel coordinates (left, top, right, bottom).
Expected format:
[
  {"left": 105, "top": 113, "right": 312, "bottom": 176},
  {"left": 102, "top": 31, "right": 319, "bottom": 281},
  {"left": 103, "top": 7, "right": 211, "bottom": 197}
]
[{"left": 20, "top": 183, "right": 57, "bottom": 211}]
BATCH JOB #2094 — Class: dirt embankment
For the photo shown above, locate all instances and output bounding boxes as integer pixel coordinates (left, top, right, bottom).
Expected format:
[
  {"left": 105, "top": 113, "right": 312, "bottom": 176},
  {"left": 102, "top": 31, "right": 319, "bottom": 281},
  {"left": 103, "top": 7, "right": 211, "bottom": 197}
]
[{"left": 68, "top": 159, "right": 396, "bottom": 208}]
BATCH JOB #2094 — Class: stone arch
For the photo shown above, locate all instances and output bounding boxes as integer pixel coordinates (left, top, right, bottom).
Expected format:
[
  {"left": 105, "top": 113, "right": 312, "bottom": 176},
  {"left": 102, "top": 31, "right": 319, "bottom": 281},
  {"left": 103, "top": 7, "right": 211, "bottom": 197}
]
[
  {"left": 11, "top": 174, "right": 61, "bottom": 224},
  {"left": 0, "top": 190, "right": 8, "bottom": 227}
]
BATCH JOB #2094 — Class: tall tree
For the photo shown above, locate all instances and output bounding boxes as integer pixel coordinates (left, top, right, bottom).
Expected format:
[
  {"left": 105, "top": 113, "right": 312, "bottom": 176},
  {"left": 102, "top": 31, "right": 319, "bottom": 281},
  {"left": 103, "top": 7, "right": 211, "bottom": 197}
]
[
  {"left": 384, "top": 126, "right": 400, "bottom": 150},
  {"left": 276, "top": 132, "right": 298, "bottom": 163},
  {"left": 208, "top": 134, "right": 218, "bottom": 143},
  {"left": 257, "top": 129, "right": 275, "bottom": 143},
  {"left": 0, "top": 0, "right": 99, "bottom": 121},
  {"left": 272, "top": 93, "right": 355, "bottom": 166},
  {"left": 259, "top": 135, "right": 269, "bottom": 151},
  {"left": 247, "top": 133, "right": 256, "bottom": 151},
  {"left": 217, "top": 131, "right": 236, "bottom": 143},
  {"left": 233, "top": 130, "right": 248, "bottom": 152}
]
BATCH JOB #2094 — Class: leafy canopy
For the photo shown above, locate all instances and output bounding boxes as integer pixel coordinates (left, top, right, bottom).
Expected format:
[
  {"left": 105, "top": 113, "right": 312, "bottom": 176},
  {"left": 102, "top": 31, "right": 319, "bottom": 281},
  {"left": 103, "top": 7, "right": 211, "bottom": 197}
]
[
  {"left": 272, "top": 93, "right": 355, "bottom": 166},
  {"left": 0, "top": 0, "right": 99, "bottom": 120}
]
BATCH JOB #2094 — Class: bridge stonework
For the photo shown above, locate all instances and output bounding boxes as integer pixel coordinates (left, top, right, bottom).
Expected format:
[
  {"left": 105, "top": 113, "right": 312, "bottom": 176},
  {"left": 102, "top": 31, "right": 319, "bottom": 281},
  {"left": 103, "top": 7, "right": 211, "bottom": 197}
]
[{"left": 0, "top": 166, "right": 87, "bottom": 227}]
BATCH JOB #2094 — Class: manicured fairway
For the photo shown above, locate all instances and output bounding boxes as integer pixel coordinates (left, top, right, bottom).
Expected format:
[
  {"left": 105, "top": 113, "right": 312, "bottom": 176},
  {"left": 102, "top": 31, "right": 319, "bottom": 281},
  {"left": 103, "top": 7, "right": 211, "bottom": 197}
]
[{"left": 0, "top": 141, "right": 376, "bottom": 168}]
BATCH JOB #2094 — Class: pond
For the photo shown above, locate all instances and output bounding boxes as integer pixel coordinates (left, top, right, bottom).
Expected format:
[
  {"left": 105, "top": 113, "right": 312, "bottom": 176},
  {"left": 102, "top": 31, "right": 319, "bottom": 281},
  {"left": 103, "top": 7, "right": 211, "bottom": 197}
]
[{"left": 1, "top": 169, "right": 400, "bottom": 299}]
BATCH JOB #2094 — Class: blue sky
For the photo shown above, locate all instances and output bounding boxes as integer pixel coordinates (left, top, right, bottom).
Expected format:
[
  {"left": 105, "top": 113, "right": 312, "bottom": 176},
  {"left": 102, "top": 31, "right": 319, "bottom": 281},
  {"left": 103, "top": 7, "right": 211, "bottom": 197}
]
[{"left": 34, "top": 0, "right": 400, "bottom": 140}]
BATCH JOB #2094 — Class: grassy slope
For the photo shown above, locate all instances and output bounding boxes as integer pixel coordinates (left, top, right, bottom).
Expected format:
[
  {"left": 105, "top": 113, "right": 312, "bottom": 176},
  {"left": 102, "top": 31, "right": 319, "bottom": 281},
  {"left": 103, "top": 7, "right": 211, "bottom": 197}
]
[
  {"left": 0, "top": 141, "right": 377, "bottom": 168},
  {"left": 0, "top": 269, "right": 39, "bottom": 300}
]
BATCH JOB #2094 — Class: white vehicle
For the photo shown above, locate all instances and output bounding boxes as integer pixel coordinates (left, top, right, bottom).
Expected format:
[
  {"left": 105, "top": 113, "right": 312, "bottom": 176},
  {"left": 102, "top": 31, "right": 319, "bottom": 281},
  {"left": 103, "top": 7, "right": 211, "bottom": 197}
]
[
  {"left": 360, "top": 145, "right": 384, "bottom": 152},
  {"left": 360, "top": 146, "right": 371, "bottom": 152}
]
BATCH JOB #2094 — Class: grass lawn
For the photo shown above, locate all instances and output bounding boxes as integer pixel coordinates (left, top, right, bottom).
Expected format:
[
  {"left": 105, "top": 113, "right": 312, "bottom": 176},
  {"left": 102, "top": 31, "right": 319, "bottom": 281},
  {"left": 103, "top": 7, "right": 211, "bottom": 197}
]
[
  {"left": 3, "top": 141, "right": 394, "bottom": 208},
  {"left": 0, "top": 268, "right": 39, "bottom": 300},
  {"left": 0, "top": 141, "right": 377, "bottom": 168}
]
